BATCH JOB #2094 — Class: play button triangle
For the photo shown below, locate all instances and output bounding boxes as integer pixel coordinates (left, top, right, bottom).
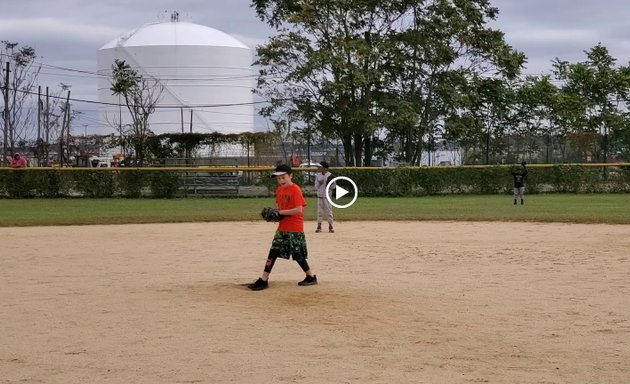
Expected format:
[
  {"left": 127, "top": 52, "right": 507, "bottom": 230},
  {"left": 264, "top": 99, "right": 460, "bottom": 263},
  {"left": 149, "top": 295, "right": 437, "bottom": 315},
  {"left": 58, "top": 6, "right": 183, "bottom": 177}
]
[
  {"left": 335, "top": 185, "right": 349, "bottom": 200},
  {"left": 325, "top": 176, "right": 358, "bottom": 209}
]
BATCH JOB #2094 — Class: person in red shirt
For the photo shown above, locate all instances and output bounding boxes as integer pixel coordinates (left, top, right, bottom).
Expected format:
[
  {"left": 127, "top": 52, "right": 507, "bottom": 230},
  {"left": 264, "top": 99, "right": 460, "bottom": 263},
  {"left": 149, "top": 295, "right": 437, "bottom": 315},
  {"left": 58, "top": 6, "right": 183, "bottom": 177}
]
[
  {"left": 248, "top": 164, "right": 317, "bottom": 291},
  {"left": 10, "top": 153, "right": 27, "bottom": 168}
]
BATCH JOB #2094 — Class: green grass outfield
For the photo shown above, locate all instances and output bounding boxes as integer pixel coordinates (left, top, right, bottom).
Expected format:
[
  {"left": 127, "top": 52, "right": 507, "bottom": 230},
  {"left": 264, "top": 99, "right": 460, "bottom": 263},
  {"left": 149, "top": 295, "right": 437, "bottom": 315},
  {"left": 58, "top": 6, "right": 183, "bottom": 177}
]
[{"left": 1, "top": 194, "right": 629, "bottom": 227}]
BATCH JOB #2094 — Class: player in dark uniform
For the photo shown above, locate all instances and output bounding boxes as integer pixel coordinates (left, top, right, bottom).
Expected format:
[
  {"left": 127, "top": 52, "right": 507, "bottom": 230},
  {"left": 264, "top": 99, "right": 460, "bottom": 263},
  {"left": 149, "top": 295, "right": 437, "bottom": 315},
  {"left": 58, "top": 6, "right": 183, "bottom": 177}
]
[{"left": 511, "top": 161, "right": 528, "bottom": 205}]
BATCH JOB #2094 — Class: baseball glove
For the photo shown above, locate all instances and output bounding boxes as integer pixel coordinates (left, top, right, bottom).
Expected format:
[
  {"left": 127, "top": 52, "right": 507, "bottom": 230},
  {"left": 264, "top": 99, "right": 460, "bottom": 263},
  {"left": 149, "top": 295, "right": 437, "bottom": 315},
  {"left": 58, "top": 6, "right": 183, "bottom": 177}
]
[
  {"left": 260, "top": 207, "right": 284, "bottom": 222},
  {"left": 521, "top": 161, "right": 527, "bottom": 167}
]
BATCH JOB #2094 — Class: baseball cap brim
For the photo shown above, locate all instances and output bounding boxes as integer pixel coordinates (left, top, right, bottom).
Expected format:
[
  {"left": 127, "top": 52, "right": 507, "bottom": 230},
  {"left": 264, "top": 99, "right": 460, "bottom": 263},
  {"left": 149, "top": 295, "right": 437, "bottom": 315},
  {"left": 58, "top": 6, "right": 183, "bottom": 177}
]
[{"left": 272, "top": 164, "right": 292, "bottom": 176}]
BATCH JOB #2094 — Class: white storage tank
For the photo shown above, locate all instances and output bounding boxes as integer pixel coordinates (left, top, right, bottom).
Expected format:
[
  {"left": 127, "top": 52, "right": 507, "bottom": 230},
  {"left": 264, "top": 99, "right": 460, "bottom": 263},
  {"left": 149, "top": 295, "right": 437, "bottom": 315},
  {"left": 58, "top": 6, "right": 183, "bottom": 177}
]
[{"left": 97, "top": 15, "right": 254, "bottom": 135}]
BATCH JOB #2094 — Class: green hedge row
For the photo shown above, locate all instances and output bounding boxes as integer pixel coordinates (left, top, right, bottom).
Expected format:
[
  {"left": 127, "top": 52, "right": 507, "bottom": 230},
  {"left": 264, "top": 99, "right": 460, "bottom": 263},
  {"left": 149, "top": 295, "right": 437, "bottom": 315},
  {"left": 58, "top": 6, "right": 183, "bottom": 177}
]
[
  {"left": 1, "top": 165, "right": 629, "bottom": 198},
  {"left": 0, "top": 169, "right": 180, "bottom": 199},
  {"left": 331, "top": 165, "right": 630, "bottom": 196},
  {"left": 235, "top": 165, "right": 630, "bottom": 196}
]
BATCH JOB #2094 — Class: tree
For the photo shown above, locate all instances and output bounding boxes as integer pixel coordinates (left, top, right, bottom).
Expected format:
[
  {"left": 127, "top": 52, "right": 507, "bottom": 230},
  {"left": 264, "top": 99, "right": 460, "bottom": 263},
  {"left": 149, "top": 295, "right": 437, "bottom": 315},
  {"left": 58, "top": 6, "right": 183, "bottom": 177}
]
[
  {"left": 445, "top": 76, "right": 517, "bottom": 164},
  {"left": 515, "top": 75, "right": 560, "bottom": 162},
  {"left": 253, "top": 0, "right": 524, "bottom": 166},
  {"left": 1, "top": 41, "right": 41, "bottom": 163},
  {"left": 552, "top": 44, "right": 630, "bottom": 163},
  {"left": 110, "top": 59, "right": 164, "bottom": 166},
  {"left": 254, "top": 0, "right": 394, "bottom": 166},
  {"left": 382, "top": 0, "right": 525, "bottom": 165}
]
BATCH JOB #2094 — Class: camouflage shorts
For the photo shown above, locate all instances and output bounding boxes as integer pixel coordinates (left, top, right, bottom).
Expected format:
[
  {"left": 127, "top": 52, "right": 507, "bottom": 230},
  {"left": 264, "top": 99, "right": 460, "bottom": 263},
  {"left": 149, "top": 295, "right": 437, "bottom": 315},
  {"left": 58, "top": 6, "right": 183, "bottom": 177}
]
[{"left": 268, "top": 231, "right": 308, "bottom": 261}]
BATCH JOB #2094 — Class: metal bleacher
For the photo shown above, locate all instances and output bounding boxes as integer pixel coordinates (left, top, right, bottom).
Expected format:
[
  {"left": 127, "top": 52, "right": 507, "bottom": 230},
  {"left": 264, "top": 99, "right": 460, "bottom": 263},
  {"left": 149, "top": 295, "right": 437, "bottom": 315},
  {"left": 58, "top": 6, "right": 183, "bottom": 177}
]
[{"left": 178, "top": 171, "right": 240, "bottom": 196}]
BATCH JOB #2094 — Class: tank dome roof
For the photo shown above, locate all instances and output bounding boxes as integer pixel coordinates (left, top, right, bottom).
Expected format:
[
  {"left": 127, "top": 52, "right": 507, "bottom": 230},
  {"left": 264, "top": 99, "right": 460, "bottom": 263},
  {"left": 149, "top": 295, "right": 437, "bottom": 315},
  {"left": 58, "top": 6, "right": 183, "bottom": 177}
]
[{"left": 99, "top": 21, "right": 249, "bottom": 50}]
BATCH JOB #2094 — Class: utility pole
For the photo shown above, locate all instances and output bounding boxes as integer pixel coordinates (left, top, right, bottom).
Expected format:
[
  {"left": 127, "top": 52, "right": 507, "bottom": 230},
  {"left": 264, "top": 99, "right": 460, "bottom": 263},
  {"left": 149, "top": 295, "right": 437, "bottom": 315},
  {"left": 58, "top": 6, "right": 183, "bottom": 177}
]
[
  {"left": 188, "top": 109, "right": 193, "bottom": 166},
  {"left": 2, "top": 61, "right": 9, "bottom": 166},
  {"left": 306, "top": 124, "right": 311, "bottom": 163},
  {"left": 59, "top": 91, "right": 69, "bottom": 165},
  {"left": 189, "top": 109, "right": 193, "bottom": 133},
  {"left": 37, "top": 85, "right": 41, "bottom": 141},
  {"left": 45, "top": 86, "right": 49, "bottom": 166},
  {"left": 66, "top": 96, "right": 71, "bottom": 166},
  {"left": 180, "top": 107, "right": 184, "bottom": 133}
]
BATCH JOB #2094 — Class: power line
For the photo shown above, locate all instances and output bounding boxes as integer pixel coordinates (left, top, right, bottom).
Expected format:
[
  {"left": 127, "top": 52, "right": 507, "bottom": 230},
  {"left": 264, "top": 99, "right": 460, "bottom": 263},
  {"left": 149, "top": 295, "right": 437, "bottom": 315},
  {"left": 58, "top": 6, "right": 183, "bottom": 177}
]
[
  {"left": 9, "top": 86, "right": 275, "bottom": 109},
  {"left": 33, "top": 60, "right": 269, "bottom": 81}
]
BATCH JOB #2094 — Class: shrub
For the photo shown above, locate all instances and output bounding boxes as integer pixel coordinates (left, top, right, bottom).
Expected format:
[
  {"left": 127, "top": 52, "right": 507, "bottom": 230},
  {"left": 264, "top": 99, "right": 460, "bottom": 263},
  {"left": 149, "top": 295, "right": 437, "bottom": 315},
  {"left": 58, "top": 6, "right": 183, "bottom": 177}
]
[
  {"left": 3, "top": 170, "right": 37, "bottom": 198},
  {"left": 73, "top": 170, "right": 116, "bottom": 198},
  {"left": 117, "top": 170, "right": 147, "bottom": 198},
  {"left": 2, "top": 164, "right": 629, "bottom": 198},
  {"left": 148, "top": 171, "right": 180, "bottom": 198}
]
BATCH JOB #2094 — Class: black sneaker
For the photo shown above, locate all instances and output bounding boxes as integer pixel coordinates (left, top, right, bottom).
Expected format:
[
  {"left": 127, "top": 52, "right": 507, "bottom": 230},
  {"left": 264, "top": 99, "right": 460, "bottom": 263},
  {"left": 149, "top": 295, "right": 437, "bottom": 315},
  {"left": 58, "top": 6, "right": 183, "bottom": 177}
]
[
  {"left": 328, "top": 226, "right": 334, "bottom": 233},
  {"left": 248, "top": 278, "right": 268, "bottom": 291},
  {"left": 315, "top": 226, "right": 322, "bottom": 233},
  {"left": 298, "top": 275, "right": 318, "bottom": 286}
]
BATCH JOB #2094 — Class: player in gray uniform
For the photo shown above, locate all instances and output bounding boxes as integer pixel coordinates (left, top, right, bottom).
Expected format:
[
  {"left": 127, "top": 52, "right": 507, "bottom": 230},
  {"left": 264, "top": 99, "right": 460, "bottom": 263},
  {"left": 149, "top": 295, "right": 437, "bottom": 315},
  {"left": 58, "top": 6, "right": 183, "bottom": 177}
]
[{"left": 314, "top": 161, "right": 335, "bottom": 233}]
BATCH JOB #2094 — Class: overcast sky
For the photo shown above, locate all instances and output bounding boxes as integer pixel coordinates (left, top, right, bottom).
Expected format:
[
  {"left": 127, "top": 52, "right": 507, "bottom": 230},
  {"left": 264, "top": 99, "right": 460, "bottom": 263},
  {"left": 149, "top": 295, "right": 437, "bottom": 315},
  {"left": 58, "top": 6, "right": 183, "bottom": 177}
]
[{"left": 2, "top": 0, "right": 630, "bottom": 134}]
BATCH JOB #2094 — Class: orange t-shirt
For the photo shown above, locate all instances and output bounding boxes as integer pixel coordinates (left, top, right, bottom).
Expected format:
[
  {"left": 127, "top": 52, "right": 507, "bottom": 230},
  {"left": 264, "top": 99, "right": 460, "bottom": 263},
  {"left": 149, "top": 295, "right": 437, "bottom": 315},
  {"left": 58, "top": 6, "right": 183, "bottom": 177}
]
[{"left": 276, "top": 183, "right": 307, "bottom": 232}]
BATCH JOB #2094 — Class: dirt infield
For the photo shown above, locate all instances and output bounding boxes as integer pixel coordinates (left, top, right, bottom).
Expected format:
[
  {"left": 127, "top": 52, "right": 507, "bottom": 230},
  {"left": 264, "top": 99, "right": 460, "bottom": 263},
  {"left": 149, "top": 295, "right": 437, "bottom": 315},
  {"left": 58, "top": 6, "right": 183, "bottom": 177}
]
[{"left": 1, "top": 221, "right": 629, "bottom": 383}]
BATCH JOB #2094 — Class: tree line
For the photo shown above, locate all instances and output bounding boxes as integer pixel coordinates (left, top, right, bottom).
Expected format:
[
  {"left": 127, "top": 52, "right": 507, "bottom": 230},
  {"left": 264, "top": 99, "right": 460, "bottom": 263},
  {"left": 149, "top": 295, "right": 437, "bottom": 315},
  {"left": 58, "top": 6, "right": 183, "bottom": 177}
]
[
  {"left": 253, "top": 0, "right": 630, "bottom": 165},
  {"left": 3, "top": 0, "right": 630, "bottom": 166}
]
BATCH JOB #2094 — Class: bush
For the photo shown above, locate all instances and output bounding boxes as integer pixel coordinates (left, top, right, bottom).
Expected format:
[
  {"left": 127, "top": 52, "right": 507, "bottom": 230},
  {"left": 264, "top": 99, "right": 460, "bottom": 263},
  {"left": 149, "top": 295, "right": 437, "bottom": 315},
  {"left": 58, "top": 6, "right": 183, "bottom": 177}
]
[
  {"left": 2, "top": 170, "right": 37, "bottom": 198},
  {"left": 30, "top": 170, "right": 69, "bottom": 197},
  {"left": 0, "top": 170, "right": 7, "bottom": 197},
  {"left": 2, "top": 164, "right": 629, "bottom": 198},
  {"left": 73, "top": 170, "right": 116, "bottom": 198},
  {"left": 117, "top": 170, "right": 147, "bottom": 198},
  {"left": 148, "top": 171, "right": 180, "bottom": 198},
  {"left": 549, "top": 165, "right": 594, "bottom": 193}
]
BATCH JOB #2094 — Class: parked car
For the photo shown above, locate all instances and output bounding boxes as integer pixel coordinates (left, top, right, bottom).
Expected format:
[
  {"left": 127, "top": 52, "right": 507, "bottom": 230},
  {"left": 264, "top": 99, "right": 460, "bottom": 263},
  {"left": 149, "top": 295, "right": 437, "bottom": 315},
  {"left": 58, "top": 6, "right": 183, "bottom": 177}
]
[{"left": 298, "top": 161, "right": 320, "bottom": 183}]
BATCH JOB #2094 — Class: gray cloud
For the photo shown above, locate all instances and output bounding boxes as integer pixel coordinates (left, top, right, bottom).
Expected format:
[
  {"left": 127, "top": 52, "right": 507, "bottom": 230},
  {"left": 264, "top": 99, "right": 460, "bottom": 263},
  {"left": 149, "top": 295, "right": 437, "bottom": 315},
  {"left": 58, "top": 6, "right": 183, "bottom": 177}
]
[
  {"left": 3, "top": 0, "right": 630, "bottom": 133},
  {"left": 492, "top": 0, "right": 630, "bottom": 71}
]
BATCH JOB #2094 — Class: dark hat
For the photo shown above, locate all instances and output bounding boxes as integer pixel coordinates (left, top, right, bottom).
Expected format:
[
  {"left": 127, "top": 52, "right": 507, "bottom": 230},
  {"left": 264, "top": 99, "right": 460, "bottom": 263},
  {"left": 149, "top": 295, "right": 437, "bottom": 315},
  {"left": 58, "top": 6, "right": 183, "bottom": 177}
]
[
  {"left": 319, "top": 161, "right": 330, "bottom": 169},
  {"left": 272, "top": 164, "right": 292, "bottom": 176}
]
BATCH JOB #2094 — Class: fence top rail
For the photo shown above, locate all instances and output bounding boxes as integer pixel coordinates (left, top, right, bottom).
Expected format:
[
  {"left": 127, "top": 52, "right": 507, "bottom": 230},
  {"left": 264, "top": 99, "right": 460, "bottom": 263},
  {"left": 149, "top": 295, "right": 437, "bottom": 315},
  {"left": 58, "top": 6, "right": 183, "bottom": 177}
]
[{"left": 1, "top": 163, "right": 630, "bottom": 172}]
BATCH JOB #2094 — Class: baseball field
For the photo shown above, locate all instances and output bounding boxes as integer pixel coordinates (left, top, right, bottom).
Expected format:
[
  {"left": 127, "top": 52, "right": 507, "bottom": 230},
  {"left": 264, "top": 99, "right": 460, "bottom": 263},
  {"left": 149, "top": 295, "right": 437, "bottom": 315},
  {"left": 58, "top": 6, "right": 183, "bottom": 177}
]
[{"left": 1, "top": 195, "right": 629, "bottom": 383}]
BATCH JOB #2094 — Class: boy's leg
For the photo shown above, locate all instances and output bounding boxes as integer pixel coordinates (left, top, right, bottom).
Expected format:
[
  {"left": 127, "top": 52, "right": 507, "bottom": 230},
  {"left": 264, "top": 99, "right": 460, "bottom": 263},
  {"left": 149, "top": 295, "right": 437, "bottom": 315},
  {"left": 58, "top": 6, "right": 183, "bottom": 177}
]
[
  {"left": 262, "top": 256, "right": 277, "bottom": 280},
  {"left": 296, "top": 258, "right": 317, "bottom": 286},
  {"left": 316, "top": 198, "right": 323, "bottom": 232},
  {"left": 289, "top": 232, "right": 317, "bottom": 286},
  {"left": 247, "top": 256, "right": 276, "bottom": 290},
  {"left": 323, "top": 197, "right": 334, "bottom": 232},
  {"left": 296, "top": 258, "right": 311, "bottom": 273},
  {"left": 249, "top": 232, "right": 286, "bottom": 290},
  {"left": 513, "top": 187, "right": 518, "bottom": 205}
]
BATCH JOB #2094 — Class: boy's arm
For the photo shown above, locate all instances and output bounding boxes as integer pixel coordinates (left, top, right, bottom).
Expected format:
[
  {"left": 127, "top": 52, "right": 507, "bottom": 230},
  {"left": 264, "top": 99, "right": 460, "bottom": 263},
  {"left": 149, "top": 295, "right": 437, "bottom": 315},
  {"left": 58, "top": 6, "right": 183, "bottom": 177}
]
[{"left": 279, "top": 205, "right": 303, "bottom": 216}]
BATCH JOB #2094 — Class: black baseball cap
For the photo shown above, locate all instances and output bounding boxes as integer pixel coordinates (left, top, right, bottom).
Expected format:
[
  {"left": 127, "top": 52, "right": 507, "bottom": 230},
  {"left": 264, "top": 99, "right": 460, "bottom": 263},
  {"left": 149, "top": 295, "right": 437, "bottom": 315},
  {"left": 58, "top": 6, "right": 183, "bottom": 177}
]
[
  {"left": 272, "top": 164, "right": 292, "bottom": 176},
  {"left": 319, "top": 161, "right": 330, "bottom": 169}
]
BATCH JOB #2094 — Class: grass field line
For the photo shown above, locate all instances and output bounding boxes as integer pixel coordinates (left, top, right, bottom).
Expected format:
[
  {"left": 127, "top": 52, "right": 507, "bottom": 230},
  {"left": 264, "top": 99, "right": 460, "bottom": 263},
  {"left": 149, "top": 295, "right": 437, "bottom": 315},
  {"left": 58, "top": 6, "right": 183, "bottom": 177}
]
[{"left": 1, "top": 194, "right": 630, "bottom": 227}]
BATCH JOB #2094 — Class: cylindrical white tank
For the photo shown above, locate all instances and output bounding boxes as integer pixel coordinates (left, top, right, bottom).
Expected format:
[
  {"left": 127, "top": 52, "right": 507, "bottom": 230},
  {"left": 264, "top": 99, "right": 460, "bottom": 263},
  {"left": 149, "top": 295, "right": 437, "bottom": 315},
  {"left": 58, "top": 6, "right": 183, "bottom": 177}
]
[{"left": 97, "top": 19, "right": 254, "bottom": 135}]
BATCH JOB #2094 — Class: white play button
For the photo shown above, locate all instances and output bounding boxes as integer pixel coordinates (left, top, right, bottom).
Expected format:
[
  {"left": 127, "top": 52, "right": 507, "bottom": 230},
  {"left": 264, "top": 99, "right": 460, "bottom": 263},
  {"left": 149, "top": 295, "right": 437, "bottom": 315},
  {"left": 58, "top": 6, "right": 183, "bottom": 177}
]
[
  {"left": 335, "top": 185, "right": 349, "bottom": 200},
  {"left": 325, "top": 176, "right": 358, "bottom": 209}
]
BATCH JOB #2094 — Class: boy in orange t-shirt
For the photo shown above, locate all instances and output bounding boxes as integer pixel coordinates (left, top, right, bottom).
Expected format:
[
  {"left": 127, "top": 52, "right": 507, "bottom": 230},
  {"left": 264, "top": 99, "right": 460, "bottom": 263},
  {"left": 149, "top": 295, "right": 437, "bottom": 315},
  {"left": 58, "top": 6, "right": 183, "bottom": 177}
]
[{"left": 248, "top": 164, "right": 317, "bottom": 291}]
